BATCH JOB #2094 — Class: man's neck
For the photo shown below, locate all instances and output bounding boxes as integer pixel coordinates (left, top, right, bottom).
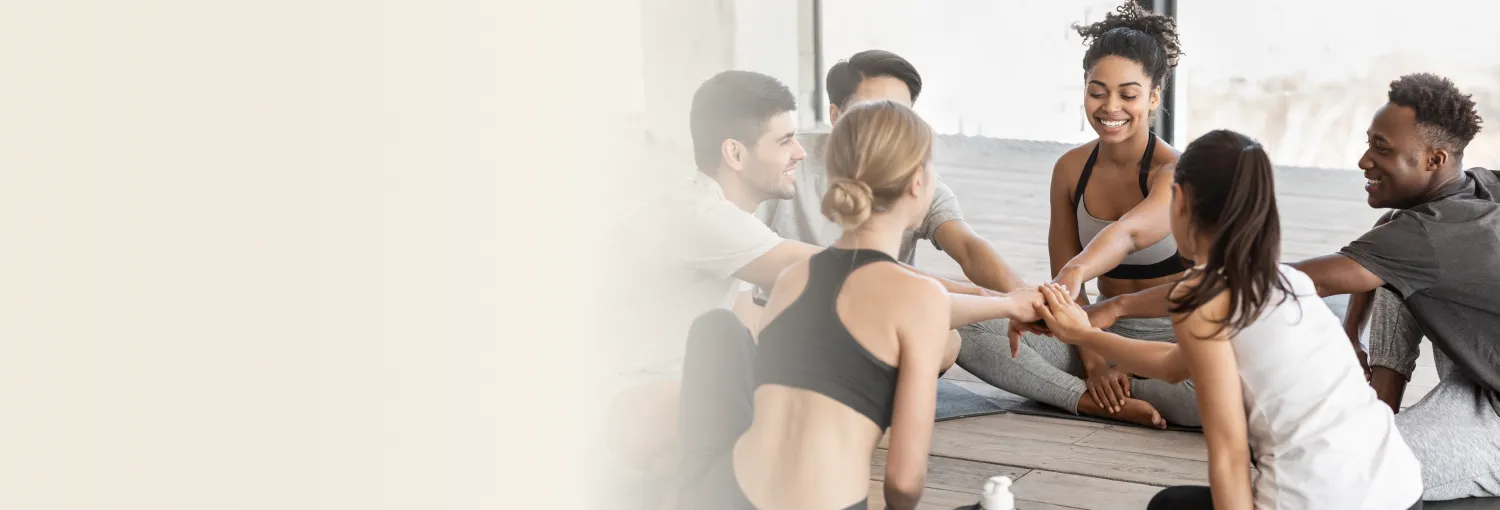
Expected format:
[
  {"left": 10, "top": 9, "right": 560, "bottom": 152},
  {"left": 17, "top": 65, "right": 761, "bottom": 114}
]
[
  {"left": 713, "top": 172, "right": 763, "bottom": 212},
  {"left": 1416, "top": 167, "right": 1467, "bottom": 205}
]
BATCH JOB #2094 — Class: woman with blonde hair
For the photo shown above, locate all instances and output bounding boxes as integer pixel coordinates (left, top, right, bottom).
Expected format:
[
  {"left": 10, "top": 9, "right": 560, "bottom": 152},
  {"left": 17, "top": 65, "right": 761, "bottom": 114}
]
[{"left": 675, "top": 100, "right": 1042, "bottom": 510}]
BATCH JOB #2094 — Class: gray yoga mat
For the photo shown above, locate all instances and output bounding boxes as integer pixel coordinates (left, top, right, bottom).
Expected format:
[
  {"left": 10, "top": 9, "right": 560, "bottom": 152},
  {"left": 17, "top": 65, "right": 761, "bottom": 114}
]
[
  {"left": 935, "top": 380, "right": 1010, "bottom": 422},
  {"left": 1008, "top": 399, "right": 1203, "bottom": 432}
]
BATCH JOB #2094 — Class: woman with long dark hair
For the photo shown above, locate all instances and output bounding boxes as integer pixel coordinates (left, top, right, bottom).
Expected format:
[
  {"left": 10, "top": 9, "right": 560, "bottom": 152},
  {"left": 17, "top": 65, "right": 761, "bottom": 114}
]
[{"left": 1033, "top": 130, "right": 1422, "bottom": 509}]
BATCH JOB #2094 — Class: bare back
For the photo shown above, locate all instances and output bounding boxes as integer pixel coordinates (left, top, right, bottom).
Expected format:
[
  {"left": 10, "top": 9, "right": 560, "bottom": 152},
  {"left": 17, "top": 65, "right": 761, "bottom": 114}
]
[{"left": 736, "top": 250, "right": 948, "bottom": 510}]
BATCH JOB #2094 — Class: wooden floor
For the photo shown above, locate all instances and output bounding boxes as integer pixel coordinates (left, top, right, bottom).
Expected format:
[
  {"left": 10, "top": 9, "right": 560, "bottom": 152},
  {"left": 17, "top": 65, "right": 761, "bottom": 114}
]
[{"left": 871, "top": 140, "right": 1441, "bottom": 509}]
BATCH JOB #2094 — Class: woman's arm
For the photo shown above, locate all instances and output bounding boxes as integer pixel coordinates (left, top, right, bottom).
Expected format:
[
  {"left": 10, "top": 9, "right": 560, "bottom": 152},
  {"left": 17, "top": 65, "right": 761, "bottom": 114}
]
[
  {"left": 1174, "top": 292, "right": 1254, "bottom": 510},
  {"left": 1054, "top": 161, "right": 1177, "bottom": 297},
  {"left": 1033, "top": 284, "right": 1189, "bottom": 383},
  {"left": 883, "top": 280, "right": 951, "bottom": 510},
  {"left": 947, "top": 287, "right": 1043, "bottom": 329}
]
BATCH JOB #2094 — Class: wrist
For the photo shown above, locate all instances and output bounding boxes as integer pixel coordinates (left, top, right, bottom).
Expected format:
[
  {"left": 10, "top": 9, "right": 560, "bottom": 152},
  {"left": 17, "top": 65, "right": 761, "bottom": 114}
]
[{"left": 1100, "top": 295, "right": 1126, "bottom": 320}]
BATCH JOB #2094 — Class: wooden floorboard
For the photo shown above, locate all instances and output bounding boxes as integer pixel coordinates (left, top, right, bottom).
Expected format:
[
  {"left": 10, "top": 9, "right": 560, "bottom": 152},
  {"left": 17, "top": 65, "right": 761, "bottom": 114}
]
[
  {"left": 870, "top": 450, "right": 1030, "bottom": 496},
  {"left": 1009, "top": 470, "right": 1160, "bottom": 510},
  {"left": 1072, "top": 426, "right": 1208, "bottom": 462},
  {"left": 926, "top": 420, "right": 1209, "bottom": 487}
]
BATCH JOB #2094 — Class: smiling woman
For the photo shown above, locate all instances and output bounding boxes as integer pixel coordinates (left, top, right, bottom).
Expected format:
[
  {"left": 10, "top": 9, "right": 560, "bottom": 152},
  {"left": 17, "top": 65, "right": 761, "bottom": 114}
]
[{"left": 954, "top": 0, "right": 1202, "bottom": 430}]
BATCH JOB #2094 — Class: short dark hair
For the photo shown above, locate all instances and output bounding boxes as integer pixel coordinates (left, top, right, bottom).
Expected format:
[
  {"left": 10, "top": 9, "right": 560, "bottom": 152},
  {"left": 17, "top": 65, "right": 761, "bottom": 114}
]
[
  {"left": 1074, "top": 1, "right": 1181, "bottom": 89},
  {"left": 689, "top": 70, "right": 797, "bottom": 174},
  {"left": 825, "top": 50, "right": 922, "bottom": 111},
  {"left": 1387, "top": 73, "right": 1484, "bottom": 158}
]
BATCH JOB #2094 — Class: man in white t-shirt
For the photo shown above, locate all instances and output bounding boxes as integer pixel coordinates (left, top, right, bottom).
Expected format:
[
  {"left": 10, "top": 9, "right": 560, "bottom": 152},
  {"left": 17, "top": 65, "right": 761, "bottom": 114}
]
[{"left": 599, "top": 71, "right": 825, "bottom": 501}]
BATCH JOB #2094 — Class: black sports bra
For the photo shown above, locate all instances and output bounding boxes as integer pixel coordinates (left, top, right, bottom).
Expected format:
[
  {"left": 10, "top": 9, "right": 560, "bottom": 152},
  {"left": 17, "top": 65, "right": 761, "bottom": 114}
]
[
  {"left": 1073, "top": 135, "right": 1189, "bottom": 280},
  {"left": 755, "top": 248, "right": 900, "bottom": 429}
]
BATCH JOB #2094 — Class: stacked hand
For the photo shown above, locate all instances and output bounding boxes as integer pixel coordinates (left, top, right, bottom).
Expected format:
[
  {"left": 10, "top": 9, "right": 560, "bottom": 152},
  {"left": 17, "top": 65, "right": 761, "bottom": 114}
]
[
  {"left": 1035, "top": 283, "right": 1132, "bottom": 413},
  {"left": 1033, "top": 283, "right": 1095, "bottom": 342}
]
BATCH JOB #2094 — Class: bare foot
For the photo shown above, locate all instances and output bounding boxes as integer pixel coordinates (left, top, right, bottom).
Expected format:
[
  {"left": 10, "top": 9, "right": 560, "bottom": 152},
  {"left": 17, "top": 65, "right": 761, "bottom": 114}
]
[{"left": 1077, "top": 395, "right": 1166, "bottom": 429}]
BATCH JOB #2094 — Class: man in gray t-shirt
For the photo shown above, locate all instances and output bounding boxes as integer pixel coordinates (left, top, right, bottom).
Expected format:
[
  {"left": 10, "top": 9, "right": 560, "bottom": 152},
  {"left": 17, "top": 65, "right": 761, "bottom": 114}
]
[
  {"left": 756, "top": 50, "right": 1024, "bottom": 294},
  {"left": 1297, "top": 74, "right": 1500, "bottom": 501},
  {"left": 751, "top": 50, "right": 1026, "bottom": 371}
]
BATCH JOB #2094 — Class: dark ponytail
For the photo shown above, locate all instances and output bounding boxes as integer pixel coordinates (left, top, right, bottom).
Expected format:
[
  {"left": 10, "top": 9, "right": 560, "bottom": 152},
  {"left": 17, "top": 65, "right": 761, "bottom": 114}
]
[{"left": 1168, "top": 130, "right": 1294, "bottom": 337}]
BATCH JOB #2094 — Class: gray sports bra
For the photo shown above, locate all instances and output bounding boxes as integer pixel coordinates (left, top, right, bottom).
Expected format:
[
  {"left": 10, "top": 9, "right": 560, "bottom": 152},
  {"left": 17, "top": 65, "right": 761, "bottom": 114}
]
[{"left": 1074, "top": 135, "right": 1188, "bottom": 280}]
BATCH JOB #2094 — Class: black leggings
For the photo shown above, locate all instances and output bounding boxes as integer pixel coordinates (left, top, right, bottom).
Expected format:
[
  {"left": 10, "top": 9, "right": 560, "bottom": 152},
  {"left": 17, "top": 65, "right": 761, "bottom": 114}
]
[
  {"left": 676, "top": 309, "right": 758, "bottom": 510},
  {"left": 1147, "top": 486, "right": 1423, "bottom": 510}
]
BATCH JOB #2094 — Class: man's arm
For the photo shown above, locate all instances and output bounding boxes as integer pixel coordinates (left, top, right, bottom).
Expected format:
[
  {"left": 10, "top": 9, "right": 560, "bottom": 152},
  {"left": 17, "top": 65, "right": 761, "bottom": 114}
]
[
  {"left": 732, "top": 240, "right": 821, "bottom": 290},
  {"left": 1289, "top": 255, "right": 1386, "bottom": 297},
  {"left": 933, "top": 220, "right": 1026, "bottom": 293},
  {"left": 1088, "top": 253, "right": 1388, "bottom": 328}
]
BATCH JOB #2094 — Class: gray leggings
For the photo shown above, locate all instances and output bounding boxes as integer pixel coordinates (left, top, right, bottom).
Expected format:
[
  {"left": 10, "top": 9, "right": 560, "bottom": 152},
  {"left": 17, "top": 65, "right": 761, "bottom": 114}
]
[
  {"left": 1368, "top": 288, "right": 1500, "bottom": 501},
  {"left": 956, "top": 317, "right": 1201, "bottom": 427}
]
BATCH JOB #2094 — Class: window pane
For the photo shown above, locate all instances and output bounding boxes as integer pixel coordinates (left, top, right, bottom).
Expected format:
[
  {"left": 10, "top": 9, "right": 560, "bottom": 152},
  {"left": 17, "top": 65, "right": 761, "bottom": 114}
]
[
  {"left": 821, "top": 0, "right": 1123, "bottom": 143},
  {"left": 1180, "top": 0, "right": 1500, "bottom": 169}
]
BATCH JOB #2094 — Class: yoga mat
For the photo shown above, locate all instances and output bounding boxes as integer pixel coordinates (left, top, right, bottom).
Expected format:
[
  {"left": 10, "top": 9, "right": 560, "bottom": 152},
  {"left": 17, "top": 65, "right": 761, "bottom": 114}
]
[
  {"left": 935, "top": 380, "right": 1009, "bottom": 422},
  {"left": 1008, "top": 400, "right": 1203, "bottom": 432}
]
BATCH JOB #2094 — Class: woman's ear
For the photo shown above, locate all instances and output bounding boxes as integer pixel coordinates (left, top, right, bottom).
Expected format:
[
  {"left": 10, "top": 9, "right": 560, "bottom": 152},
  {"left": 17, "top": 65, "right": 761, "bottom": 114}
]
[
  {"left": 1150, "top": 86, "right": 1162, "bottom": 112},
  {"left": 1171, "top": 182, "right": 1188, "bottom": 217}
]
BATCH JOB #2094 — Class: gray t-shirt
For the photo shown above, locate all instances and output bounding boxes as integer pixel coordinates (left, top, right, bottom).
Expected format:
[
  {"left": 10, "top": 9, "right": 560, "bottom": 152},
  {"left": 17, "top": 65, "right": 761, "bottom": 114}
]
[
  {"left": 755, "top": 132, "right": 966, "bottom": 265},
  {"left": 1339, "top": 168, "right": 1500, "bottom": 394}
]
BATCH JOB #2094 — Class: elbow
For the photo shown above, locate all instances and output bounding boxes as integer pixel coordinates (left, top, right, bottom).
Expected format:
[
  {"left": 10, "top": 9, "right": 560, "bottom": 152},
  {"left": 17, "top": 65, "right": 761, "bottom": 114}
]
[
  {"left": 1162, "top": 361, "right": 1192, "bottom": 385},
  {"left": 883, "top": 476, "right": 925, "bottom": 510}
]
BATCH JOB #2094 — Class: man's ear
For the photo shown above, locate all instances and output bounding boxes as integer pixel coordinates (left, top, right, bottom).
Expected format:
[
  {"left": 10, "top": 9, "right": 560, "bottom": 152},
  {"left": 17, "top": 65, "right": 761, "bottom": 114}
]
[
  {"left": 828, "top": 104, "right": 841, "bottom": 125},
  {"left": 1427, "top": 147, "right": 1450, "bottom": 172},
  {"left": 721, "top": 139, "right": 745, "bottom": 171}
]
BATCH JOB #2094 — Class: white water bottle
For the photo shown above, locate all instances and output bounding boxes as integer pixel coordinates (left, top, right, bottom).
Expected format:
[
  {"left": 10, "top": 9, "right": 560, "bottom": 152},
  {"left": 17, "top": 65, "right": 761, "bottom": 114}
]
[{"left": 980, "top": 475, "right": 1014, "bottom": 510}]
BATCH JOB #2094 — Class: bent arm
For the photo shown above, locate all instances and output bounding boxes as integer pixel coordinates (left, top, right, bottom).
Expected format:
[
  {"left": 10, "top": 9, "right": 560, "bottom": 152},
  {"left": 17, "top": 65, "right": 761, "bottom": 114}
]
[
  {"left": 1290, "top": 254, "right": 1386, "bottom": 297},
  {"left": 883, "top": 287, "right": 949, "bottom": 510},
  {"left": 1056, "top": 163, "right": 1176, "bottom": 286},
  {"left": 934, "top": 220, "right": 1025, "bottom": 293},
  {"left": 1066, "top": 329, "right": 1190, "bottom": 383},
  {"left": 733, "top": 240, "right": 822, "bottom": 290},
  {"left": 1176, "top": 298, "right": 1254, "bottom": 510}
]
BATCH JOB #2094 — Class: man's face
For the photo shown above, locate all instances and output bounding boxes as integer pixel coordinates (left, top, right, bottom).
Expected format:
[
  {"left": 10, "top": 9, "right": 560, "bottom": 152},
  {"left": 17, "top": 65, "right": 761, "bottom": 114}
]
[
  {"left": 740, "top": 111, "right": 805, "bottom": 200},
  {"left": 829, "top": 75, "right": 914, "bottom": 124},
  {"left": 1359, "top": 103, "right": 1441, "bottom": 209}
]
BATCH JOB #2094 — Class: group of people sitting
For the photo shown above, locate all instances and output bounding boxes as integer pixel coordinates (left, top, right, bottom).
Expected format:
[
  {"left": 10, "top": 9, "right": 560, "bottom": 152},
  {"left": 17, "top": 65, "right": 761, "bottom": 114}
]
[{"left": 600, "top": 3, "right": 1500, "bottom": 509}]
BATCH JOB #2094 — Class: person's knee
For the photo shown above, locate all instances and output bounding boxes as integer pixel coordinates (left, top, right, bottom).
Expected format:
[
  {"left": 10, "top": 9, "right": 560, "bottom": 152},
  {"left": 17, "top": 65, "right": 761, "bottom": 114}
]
[{"left": 689, "top": 309, "right": 746, "bottom": 340}]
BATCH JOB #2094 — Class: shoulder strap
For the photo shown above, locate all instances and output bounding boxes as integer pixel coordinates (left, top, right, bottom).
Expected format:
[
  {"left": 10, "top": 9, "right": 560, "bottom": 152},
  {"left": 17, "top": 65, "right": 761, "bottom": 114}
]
[
  {"left": 1075, "top": 142, "right": 1101, "bottom": 206},
  {"left": 1138, "top": 134, "right": 1158, "bottom": 196}
]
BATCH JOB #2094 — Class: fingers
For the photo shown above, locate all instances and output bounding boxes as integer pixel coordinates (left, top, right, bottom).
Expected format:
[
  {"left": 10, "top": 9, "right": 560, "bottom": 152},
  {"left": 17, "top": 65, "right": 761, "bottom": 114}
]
[
  {"left": 1110, "top": 377, "right": 1129, "bottom": 410},
  {"left": 1086, "top": 383, "right": 1106, "bottom": 412},
  {"left": 1034, "top": 302, "right": 1056, "bottom": 325},
  {"left": 1007, "top": 323, "right": 1021, "bottom": 358}
]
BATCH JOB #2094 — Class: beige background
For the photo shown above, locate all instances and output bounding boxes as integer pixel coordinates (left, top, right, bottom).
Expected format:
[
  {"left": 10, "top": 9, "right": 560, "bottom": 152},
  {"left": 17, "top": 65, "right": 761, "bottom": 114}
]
[{"left": 0, "top": 1, "right": 602, "bottom": 508}]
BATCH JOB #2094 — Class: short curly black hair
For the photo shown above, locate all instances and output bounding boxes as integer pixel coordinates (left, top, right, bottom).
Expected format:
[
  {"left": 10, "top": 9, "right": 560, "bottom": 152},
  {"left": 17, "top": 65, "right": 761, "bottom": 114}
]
[
  {"left": 1074, "top": 1, "right": 1182, "bottom": 89},
  {"left": 1388, "top": 73, "right": 1484, "bottom": 157}
]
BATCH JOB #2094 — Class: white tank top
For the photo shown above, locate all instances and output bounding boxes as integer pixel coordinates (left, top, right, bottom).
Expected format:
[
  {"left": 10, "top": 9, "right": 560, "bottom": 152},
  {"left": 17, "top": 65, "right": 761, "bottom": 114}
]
[{"left": 1231, "top": 265, "right": 1422, "bottom": 509}]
